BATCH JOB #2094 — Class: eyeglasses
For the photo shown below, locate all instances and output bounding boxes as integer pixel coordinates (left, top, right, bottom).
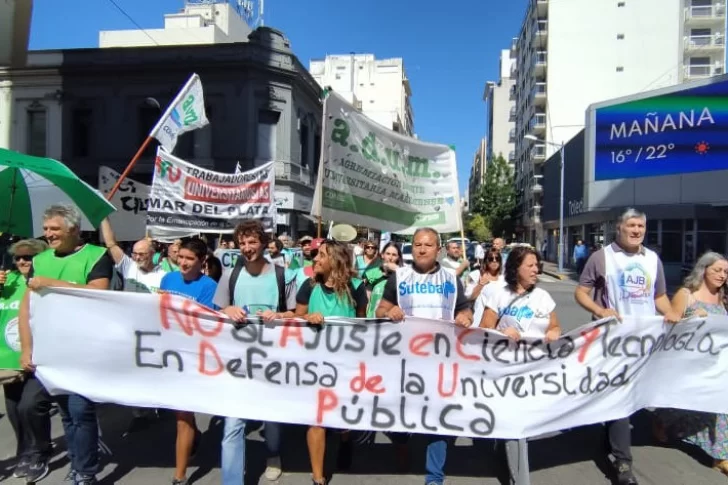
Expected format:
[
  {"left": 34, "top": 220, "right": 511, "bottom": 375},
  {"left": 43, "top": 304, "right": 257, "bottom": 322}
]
[
  {"left": 14, "top": 255, "right": 33, "bottom": 262},
  {"left": 365, "top": 245, "right": 376, "bottom": 249},
  {"left": 487, "top": 257, "right": 500, "bottom": 262}
]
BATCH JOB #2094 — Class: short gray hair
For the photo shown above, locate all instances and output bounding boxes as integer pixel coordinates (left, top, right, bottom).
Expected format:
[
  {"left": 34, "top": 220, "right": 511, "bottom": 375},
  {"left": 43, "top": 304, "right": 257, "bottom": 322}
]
[
  {"left": 43, "top": 204, "right": 82, "bottom": 230},
  {"left": 413, "top": 227, "right": 440, "bottom": 245},
  {"left": 8, "top": 238, "right": 48, "bottom": 256},
  {"left": 617, "top": 208, "right": 646, "bottom": 227},
  {"left": 684, "top": 251, "right": 728, "bottom": 292}
]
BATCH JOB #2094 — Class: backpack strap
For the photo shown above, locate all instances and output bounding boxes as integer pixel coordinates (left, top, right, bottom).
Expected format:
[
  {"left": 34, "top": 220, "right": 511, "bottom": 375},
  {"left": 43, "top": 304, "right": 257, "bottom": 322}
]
[
  {"left": 228, "top": 255, "right": 246, "bottom": 306},
  {"left": 275, "top": 264, "right": 287, "bottom": 312}
]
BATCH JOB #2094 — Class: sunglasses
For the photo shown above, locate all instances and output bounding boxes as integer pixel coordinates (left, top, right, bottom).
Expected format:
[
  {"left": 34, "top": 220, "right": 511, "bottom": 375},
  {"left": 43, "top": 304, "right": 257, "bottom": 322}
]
[
  {"left": 486, "top": 257, "right": 500, "bottom": 262},
  {"left": 365, "top": 245, "right": 376, "bottom": 249},
  {"left": 14, "top": 255, "right": 33, "bottom": 262}
]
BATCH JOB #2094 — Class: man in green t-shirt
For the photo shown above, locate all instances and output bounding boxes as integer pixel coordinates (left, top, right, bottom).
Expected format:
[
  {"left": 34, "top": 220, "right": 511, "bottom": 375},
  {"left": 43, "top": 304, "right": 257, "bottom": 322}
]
[{"left": 19, "top": 204, "right": 113, "bottom": 485}]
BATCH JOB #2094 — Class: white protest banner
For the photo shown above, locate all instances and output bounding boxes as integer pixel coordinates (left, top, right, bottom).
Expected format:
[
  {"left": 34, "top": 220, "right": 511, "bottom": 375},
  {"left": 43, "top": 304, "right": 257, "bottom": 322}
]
[
  {"left": 147, "top": 149, "right": 276, "bottom": 233},
  {"left": 149, "top": 73, "right": 209, "bottom": 153},
  {"left": 32, "top": 289, "right": 728, "bottom": 439},
  {"left": 99, "top": 166, "right": 199, "bottom": 242},
  {"left": 311, "top": 91, "right": 461, "bottom": 235}
]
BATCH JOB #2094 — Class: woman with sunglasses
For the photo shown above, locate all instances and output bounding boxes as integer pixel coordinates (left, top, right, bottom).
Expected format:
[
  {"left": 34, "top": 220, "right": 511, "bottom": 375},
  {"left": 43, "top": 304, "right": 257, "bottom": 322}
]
[
  {"left": 364, "top": 242, "right": 402, "bottom": 317},
  {"left": 466, "top": 248, "right": 505, "bottom": 302},
  {"left": 295, "top": 239, "right": 368, "bottom": 485},
  {"left": 354, "top": 240, "right": 381, "bottom": 279},
  {"left": 0, "top": 238, "right": 53, "bottom": 483}
]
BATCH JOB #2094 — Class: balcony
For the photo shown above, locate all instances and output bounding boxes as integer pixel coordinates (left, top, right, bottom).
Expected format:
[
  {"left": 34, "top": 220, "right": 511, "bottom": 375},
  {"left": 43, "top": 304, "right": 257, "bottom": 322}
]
[
  {"left": 275, "top": 160, "right": 314, "bottom": 186},
  {"left": 531, "top": 144, "right": 546, "bottom": 162},
  {"left": 536, "top": 0, "right": 548, "bottom": 18},
  {"left": 509, "top": 151, "right": 516, "bottom": 163},
  {"left": 510, "top": 37, "right": 518, "bottom": 58},
  {"left": 530, "top": 113, "right": 547, "bottom": 135},
  {"left": 509, "top": 84, "right": 517, "bottom": 100},
  {"left": 684, "top": 63, "right": 725, "bottom": 78},
  {"left": 510, "top": 62, "right": 518, "bottom": 77},
  {"left": 531, "top": 183, "right": 543, "bottom": 195},
  {"left": 509, "top": 106, "right": 517, "bottom": 121},
  {"left": 532, "top": 82, "right": 547, "bottom": 105},
  {"left": 685, "top": 3, "right": 726, "bottom": 23},
  {"left": 684, "top": 34, "right": 725, "bottom": 51},
  {"left": 509, "top": 128, "right": 516, "bottom": 142},
  {"left": 533, "top": 20, "right": 548, "bottom": 47},
  {"left": 533, "top": 50, "right": 547, "bottom": 75}
]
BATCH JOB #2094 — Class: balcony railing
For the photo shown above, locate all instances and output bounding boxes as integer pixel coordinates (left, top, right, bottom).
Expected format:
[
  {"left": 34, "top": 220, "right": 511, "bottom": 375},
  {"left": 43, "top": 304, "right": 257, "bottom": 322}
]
[
  {"left": 686, "top": 4, "right": 726, "bottom": 19},
  {"left": 274, "top": 160, "right": 314, "bottom": 185},
  {"left": 534, "top": 51, "right": 547, "bottom": 66},
  {"left": 685, "top": 34, "right": 726, "bottom": 49},
  {"left": 509, "top": 128, "right": 516, "bottom": 142},
  {"left": 531, "top": 144, "right": 546, "bottom": 160},
  {"left": 509, "top": 85, "right": 517, "bottom": 100},
  {"left": 509, "top": 151, "right": 516, "bottom": 162},
  {"left": 532, "top": 113, "right": 546, "bottom": 129},
  {"left": 536, "top": 20, "right": 548, "bottom": 34},
  {"left": 532, "top": 82, "right": 547, "bottom": 100},
  {"left": 509, "top": 106, "right": 517, "bottom": 121},
  {"left": 685, "top": 63, "right": 725, "bottom": 77}
]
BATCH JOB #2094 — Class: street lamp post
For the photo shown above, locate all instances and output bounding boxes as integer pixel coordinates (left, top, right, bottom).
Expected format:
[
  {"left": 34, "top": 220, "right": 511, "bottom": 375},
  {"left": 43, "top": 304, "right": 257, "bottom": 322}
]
[{"left": 524, "top": 134, "right": 565, "bottom": 274}]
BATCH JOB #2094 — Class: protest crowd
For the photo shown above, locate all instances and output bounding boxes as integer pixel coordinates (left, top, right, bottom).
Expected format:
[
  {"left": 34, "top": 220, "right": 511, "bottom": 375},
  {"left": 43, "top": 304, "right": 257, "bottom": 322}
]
[
  {"left": 2, "top": 201, "right": 728, "bottom": 485},
  {"left": 1, "top": 79, "right": 728, "bottom": 485}
]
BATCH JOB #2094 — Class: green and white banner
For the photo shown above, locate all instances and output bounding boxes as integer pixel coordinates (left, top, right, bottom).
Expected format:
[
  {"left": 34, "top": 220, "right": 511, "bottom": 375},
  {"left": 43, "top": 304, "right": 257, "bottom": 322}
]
[{"left": 311, "top": 92, "right": 462, "bottom": 235}]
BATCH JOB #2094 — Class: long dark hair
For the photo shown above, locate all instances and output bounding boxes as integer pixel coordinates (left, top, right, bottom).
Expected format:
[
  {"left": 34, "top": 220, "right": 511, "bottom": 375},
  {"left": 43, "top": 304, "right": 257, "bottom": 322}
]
[
  {"left": 380, "top": 242, "right": 403, "bottom": 270},
  {"left": 482, "top": 248, "right": 502, "bottom": 276},
  {"left": 504, "top": 246, "right": 539, "bottom": 292}
]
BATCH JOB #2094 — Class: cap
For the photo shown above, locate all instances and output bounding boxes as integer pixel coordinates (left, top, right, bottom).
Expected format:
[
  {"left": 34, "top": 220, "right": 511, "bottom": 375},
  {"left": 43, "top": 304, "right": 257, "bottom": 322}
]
[
  {"left": 310, "top": 238, "right": 325, "bottom": 251},
  {"left": 298, "top": 235, "right": 313, "bottom": 245}
]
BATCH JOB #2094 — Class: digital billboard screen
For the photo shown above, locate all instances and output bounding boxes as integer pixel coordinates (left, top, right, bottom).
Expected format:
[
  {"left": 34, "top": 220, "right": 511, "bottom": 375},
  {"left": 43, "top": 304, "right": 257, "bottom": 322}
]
[{"left": 593, "top": 78, "right": 728, "bottom": 181}]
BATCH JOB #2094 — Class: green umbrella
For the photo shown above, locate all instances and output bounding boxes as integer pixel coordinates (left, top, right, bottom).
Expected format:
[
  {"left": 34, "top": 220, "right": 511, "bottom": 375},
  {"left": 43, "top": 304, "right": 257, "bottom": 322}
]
[{"left": 0, "top": 148, "right": 116, "bottom": 237}]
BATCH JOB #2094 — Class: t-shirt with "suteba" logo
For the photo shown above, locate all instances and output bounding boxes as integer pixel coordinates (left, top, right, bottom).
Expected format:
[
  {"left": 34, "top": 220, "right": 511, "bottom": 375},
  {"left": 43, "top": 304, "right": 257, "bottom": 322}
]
[{"left": 380, "top": 264, "right": 470, "bottom": 321}]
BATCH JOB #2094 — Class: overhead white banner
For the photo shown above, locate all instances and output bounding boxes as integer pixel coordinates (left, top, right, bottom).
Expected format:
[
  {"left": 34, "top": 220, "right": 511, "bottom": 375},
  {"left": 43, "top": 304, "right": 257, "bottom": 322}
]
[
  {"left": 311, "top": 91, "right": 462, "bottom": 235},
  {"left": 147, "top": 149, "right": 276, "bottom": 234},
  {"left": 149, "top": 73, "right": 209, "bottom": 153},
  {"left": 32, "top": 289, "right": 728, "bottom": 439},
  {"left": 98, "top": 166, "right": 198, "bottom": 242}
]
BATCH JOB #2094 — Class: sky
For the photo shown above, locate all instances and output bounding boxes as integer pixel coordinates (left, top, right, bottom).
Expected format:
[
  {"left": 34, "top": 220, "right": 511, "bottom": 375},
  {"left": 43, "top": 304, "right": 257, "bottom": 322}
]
[{"left": 29, "top": 0, "right": 526, "bottom": 195}]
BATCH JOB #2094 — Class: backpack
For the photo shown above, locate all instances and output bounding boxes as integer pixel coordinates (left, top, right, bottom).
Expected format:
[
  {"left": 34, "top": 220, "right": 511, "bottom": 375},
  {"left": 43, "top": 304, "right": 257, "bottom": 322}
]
[{"left": 228, "top": 258, "right": 287, "bottom": 312}]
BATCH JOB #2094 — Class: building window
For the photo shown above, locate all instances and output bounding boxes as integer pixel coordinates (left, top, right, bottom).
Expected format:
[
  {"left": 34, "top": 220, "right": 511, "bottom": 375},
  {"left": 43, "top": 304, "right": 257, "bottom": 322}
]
[
  {"left": 256, "top": 110, "right": 280, "bottom": 163},
  {"left": 27, "top": 107, "right": 47, "bottom": 157},
  {"left": 661, "top": 219, "right": 683, "bottom": 263},
  {"left": 138, "top": 105, "right": 160, "bottom": 158},
  {"left": 617, "top": 1, "right": 625, "bottom": 6},
  {"left": 617, "top": 33, "right": 625, "bottom": 39},
  {"left": 72, "top": 108, "right": 92, "bottom": 158},
  {"left": 616, "top": 66, "right": 624, "bottom": 72},
  {"left": 300, "top": 121, "right": 310, "bottom": 168},
  {"left": 697, "top": 219, "right": 726, "bottom": 256}
]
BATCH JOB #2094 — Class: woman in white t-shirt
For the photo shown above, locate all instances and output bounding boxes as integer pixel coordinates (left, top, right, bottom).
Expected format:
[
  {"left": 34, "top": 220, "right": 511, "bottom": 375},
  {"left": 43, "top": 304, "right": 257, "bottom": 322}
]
[
  {"left": 466, "top": 247, "right": 505, "bottom": 301},
  {"left": 478, "top": 245, "right": 561, "bottom": 485}
]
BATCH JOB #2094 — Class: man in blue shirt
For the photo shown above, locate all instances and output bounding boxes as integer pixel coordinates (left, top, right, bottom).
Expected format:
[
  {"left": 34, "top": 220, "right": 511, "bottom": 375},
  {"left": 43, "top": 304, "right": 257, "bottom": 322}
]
[
  {"left": 573, "top": 239, "right": 589, "bottom": 276},
  {"left": 213, "top": 220, "right": 297, "bottom": 484}
]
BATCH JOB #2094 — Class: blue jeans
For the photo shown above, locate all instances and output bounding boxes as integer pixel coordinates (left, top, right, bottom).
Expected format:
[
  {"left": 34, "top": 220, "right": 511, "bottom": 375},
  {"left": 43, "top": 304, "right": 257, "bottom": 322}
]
[
  {"left": 56, "top": 394, "right": 99, "bottom": 477},
  {"left": 424, "top": 435, "right": 450, "bottom": 484},
  {"left": 221, "top": 419, "right": 281, "bottom": 484}
]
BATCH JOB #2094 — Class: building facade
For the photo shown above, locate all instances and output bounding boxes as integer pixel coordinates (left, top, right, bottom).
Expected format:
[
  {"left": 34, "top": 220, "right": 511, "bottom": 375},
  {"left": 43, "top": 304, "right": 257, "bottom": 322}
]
[
  {"left": 484, "top": 49, "right": 516, "bottom": 169},
  {"left": 99, "top": 0, "right": 253, "bottom": 48},
  {"left": 468, "top": 138, "right": 487, "bottom": 209},
  {"left": 0, "top": 27, "right": 323, "bottom": 239},
  {"left": 541, "top": 75, "right": 728, "bottom": 285},
  {"left": 309, "top": 54, "right": 415, "bottom": 136},
  {"left": 512, "top": 0, "right": 726, "bottom": 246}
]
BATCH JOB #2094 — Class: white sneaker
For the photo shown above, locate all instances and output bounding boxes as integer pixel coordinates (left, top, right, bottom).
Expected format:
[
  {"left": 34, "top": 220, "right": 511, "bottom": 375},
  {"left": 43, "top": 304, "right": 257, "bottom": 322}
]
[{"left": 264, "top": 456, "right": 282, "bottom": 481}]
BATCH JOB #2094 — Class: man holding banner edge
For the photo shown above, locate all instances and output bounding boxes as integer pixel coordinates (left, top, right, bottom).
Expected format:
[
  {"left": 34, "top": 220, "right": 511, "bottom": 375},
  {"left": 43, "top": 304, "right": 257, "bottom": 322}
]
[
  {"left": 574, "top": 208, "right": 681, "bottom": 485},
  {"left": 375, "top": 227, "right": 472, "bottom": 485}
]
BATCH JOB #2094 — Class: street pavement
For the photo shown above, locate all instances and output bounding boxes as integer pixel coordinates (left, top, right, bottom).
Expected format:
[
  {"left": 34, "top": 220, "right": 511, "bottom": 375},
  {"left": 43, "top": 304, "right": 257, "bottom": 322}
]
[{"left": 0, "top": 277, "right": 725, "bottom": 484}]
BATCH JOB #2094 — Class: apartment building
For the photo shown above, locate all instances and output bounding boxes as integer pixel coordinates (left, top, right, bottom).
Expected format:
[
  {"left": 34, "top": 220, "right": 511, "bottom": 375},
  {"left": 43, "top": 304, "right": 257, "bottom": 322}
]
[
  {"left": 512, "top": 0, "right": 726, "bottom": 245},
  {"left": 484, "top": 49, "right": 516, "bottom": 169},
  {"left": 309, "top": 54, "right": 415, "bottom": 136},
  {"left": 468, "top": 138, "right": 487, "bottom": 209},
  {"left": 99, "top": 0, "right": 253, "bottom": 47}
]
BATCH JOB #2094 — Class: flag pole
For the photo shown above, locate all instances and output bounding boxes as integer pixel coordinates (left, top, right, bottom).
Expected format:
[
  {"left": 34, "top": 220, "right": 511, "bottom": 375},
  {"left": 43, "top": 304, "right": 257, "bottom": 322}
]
[
  {"left": 106, "top": 136, "right": 153, "bottom": 201},
  {"left": 316, "top": 216, "right": 322, "bottom": 238}
]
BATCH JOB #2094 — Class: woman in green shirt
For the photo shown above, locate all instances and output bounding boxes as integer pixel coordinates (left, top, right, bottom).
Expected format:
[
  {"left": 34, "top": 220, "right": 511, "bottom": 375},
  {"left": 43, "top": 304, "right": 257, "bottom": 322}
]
[
  {"left": 0, "top": 238, "right": 52, "bottom": 483},
  {"left": 295, "top": 240, "right": 368, "bottom": 485},
  {"left": 363, "top": 242, "right": 402, "bottom": 318}
]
